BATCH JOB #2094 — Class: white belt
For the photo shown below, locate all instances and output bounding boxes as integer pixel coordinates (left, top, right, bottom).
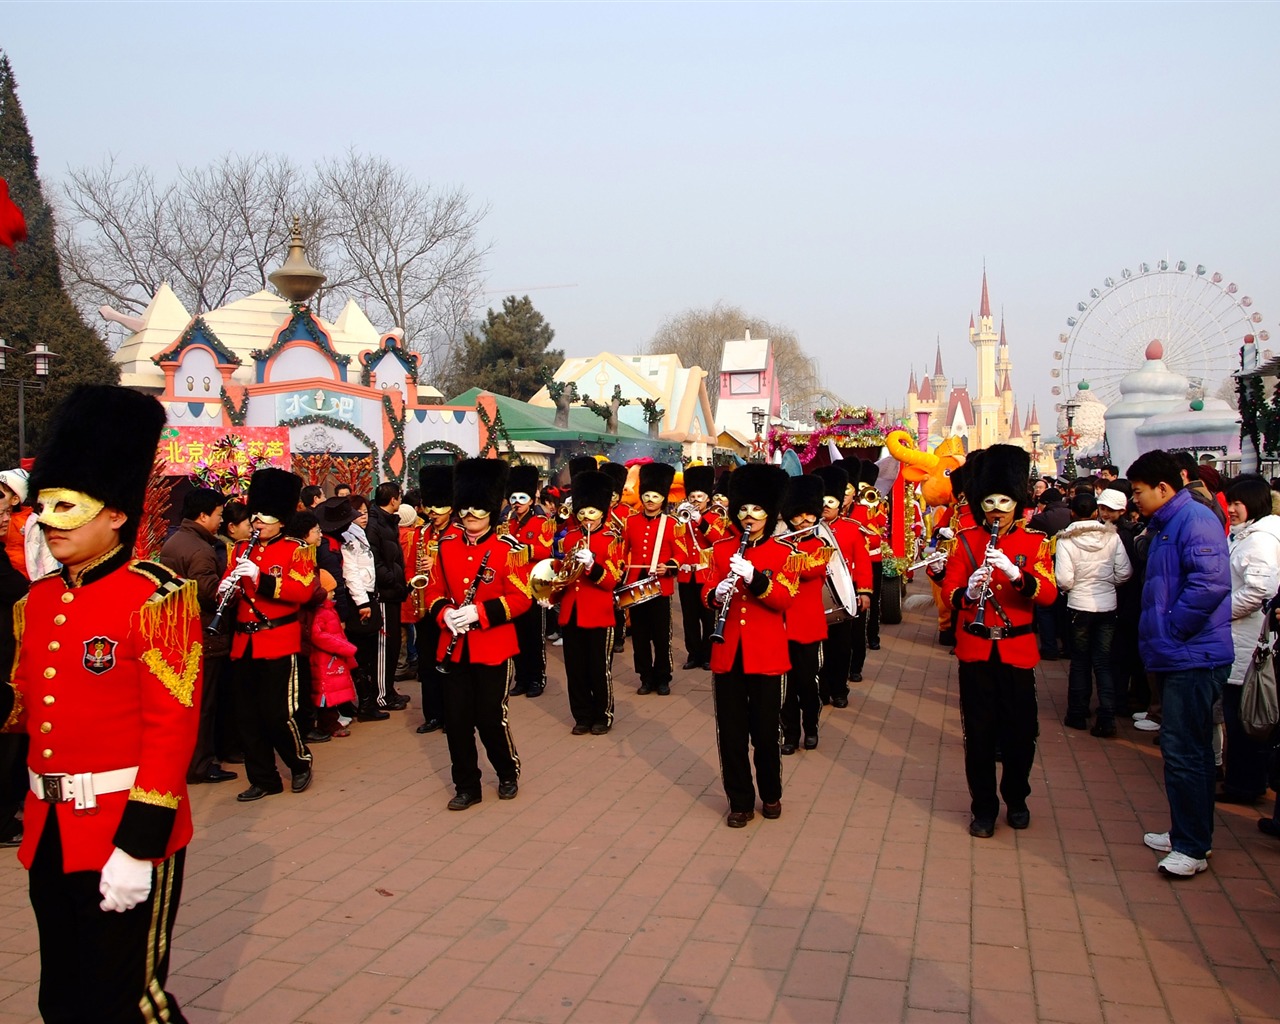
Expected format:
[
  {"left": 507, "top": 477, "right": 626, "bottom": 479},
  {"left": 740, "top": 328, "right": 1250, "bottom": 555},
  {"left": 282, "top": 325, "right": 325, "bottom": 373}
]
[{"left": 29, "top": 766, "right": 138, "bottom": 812}]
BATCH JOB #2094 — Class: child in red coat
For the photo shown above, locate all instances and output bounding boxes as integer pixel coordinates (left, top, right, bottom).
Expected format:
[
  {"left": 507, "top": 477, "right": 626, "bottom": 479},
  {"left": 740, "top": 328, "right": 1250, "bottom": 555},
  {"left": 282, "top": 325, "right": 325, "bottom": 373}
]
[{"left": 312, "top": 570, "right": 359, "bottom": 737}]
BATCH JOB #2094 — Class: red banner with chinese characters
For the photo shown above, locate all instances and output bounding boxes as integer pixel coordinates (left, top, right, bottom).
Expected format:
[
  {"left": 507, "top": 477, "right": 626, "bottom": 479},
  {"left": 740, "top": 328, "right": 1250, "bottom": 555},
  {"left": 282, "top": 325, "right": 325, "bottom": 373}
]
[{"left": 160, "top": 427, "right": 291, "bottom": 496}]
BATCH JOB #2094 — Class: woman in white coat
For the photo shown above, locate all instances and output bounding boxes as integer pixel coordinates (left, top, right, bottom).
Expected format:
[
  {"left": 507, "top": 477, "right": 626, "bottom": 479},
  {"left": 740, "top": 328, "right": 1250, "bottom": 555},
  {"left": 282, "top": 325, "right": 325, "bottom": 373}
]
[{"left": 1218, "top": 475, "right": 1280, "bottom": 804}]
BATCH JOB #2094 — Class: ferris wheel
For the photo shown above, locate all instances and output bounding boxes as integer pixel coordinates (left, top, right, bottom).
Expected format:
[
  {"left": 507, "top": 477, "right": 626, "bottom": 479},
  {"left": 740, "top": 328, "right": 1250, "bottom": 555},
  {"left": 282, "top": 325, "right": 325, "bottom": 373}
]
[{"left": 1052, "top": 261, "right": 1266, "bottom": 407}]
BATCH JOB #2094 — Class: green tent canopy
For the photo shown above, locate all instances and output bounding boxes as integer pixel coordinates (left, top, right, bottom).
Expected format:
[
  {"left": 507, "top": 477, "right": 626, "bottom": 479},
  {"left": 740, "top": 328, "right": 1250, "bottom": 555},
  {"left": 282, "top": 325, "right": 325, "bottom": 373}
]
[{"left": 450, "top": 388, "right": 651, "bottom": 443}]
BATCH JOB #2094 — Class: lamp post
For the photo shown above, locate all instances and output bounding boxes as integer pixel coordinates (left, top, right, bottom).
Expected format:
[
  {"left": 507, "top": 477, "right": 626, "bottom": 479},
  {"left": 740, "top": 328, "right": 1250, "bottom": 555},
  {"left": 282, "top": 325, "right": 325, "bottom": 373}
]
[
  {"left": 1061, "top": 399, "right": 1080, "bottom": 481},
  {"left": 0, "top": 338, "right": 61, "bottom": 462},
  {"left": 749, "top": 406, "right": 766, "bottom": 462},
  {"left": 1030, "top": 428, "right": 1041, "bottom": 480}
]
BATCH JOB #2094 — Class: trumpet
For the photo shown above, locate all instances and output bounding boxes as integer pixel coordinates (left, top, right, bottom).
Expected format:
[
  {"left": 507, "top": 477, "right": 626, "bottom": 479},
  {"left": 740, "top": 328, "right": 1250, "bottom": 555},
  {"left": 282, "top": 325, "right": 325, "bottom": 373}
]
[
  {"left": 672, "top": 501, "right": 701, "bottom": 524},
  {"left": 558, "top": 497, "right": 574, "bottom": 521}
]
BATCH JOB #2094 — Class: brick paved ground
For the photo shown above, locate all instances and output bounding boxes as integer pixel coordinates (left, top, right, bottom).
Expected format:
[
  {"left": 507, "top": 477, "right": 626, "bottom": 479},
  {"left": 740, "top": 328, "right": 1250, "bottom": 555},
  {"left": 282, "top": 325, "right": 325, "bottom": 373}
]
[{"left": 1, "top": 600, "right": 1279, "bottom": 1022}]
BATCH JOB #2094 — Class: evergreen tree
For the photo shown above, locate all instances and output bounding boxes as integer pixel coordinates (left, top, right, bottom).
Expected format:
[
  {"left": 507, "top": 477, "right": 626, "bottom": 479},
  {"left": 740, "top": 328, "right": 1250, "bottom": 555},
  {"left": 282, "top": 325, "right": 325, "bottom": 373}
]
[
  {"left": 0, "top": 51, "right": 119, "bottom": 466},
  {"left": 440, "top": 295, "right": 563, "bottom": 401}
]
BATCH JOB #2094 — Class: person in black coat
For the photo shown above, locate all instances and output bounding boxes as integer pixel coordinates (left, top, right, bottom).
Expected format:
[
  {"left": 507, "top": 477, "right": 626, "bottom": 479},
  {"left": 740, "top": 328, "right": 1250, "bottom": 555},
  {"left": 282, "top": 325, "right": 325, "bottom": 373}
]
[
  {"left": 0, "top": 503, "right": 28, "bottom": 846},
  {"left": 364, "top": 483, "right": 410, "bottom": 710}
]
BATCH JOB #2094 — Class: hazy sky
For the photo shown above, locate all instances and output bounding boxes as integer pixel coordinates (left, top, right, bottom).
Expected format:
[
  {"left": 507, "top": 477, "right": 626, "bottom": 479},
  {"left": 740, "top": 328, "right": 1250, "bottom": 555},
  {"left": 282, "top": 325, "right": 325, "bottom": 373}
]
[{"left": 4, "top": 2, "right": 1277, "bottom": 420}]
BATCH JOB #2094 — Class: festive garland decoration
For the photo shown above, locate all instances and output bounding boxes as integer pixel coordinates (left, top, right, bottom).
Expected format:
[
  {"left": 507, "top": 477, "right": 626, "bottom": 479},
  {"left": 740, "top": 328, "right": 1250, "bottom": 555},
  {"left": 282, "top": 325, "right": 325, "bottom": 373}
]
[
  {"left": 137, "top": 449, "right": 176, "bottom": 561},
  {"left": 381, "top": 394, "right": 407, "bottom": 484},
  {"left": 476, "top": 401, "right": 524, "bottom": 463},
  {"left": 250, "top": 303, "right": 351, "bottom": 368},
  {"left": 188, "top": 433, "right": 273, "bottom": 497},
  {"left": 767, "top": 409, "right": 888, "bottom": 464},
  {"left": 220, "top": 386, "right": 250, "bottom": 427},
  {"left": 405, "top": 440, "right": 469, "bottom": 481},
  {"left": 813, "top": 405, "right": 872, "bottom": 426},
  {"left": 638, "top": 397, "right": 664, "bottom": 424},
  {"left": 580, "top": 384, "right": 631, "bottom": 426},
  {"left": 153, "top": 316, "right": 241, "bottom": 366},
  {"left": 280, "top": 415, "right": 380, "bottom": 467}
]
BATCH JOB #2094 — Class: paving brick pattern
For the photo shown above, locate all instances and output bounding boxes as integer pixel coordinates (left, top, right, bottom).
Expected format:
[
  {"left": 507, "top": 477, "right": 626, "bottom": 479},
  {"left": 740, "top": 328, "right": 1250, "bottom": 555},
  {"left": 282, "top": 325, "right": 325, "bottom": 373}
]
[{"left": 1, "top": 604, "right": 1278, "bottom": 1022}]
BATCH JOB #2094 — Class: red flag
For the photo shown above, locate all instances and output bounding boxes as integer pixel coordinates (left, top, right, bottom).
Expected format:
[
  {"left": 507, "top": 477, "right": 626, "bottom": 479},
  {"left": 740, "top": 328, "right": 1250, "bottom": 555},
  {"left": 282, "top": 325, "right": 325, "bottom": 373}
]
[{"left": 0, "top": 178, "right": 27, "bottom": 249}]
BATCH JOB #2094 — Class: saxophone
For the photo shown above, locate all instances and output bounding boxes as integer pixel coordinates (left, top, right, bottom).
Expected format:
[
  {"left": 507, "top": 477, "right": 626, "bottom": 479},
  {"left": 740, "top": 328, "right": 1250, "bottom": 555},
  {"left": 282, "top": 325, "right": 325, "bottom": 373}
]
[{"left": 408, "top": 525, "right": 434, "bottom": 619}]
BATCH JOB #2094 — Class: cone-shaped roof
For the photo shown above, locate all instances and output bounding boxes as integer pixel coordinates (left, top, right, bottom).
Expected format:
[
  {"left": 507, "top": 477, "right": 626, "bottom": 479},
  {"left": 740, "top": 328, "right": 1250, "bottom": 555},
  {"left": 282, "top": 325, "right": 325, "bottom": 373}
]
[
  {"left": 980, "top": 268, "right": 991, "bottom": 318},
  {"left": 934, "top": 338, "right": 944, "bottom": 377},
  {"left": 908, "top": 367, "right": 918, "bottom": 394}
]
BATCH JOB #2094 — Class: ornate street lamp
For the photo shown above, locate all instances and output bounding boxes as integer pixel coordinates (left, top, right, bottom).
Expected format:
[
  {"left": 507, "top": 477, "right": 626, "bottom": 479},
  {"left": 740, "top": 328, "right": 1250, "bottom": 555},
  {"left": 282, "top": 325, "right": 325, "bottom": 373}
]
[
  {"left": 0, "top": 337, "right": 60, "bottom": 461},
  {"left": 1061, "top": 399, "right": 1080, "bottom": 481},
  {"left": 749, "top": 406, "right": 766, "bottom": 462}
]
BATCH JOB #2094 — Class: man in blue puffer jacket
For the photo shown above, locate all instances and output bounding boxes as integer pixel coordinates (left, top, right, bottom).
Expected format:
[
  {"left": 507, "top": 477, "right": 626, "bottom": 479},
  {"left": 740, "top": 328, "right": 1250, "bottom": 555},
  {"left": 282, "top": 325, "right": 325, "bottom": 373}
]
[{"left": 1128, "top": 450, "right": 1233, "bottom": 879}]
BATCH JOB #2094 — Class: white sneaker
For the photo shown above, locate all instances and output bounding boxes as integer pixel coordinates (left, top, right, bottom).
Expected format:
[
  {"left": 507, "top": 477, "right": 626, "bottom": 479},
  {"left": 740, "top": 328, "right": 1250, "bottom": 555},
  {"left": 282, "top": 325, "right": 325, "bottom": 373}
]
[
  {"left": 1143, "top": 831, "right": 1172, "bottom": 852},
  {"left": 1134, "top": 718, "right": 1161, "bottom": 732},
  {"left": 552, "top": 637, "right": 563, "bottom": 647},
  {"left": 1158, "top": 851, "right": 1208, "bottom": 877},
  {"left": 1132, "top": 712, "right": 1148, "bottom": 721}
]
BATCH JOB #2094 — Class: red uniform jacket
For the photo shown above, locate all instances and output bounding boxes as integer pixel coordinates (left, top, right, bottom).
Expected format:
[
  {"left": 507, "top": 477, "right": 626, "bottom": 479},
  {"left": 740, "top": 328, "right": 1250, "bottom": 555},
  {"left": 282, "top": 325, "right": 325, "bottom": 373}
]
[
  {"left": 557, "top": 524, "right": 623, "bottom": 630},
  {"left": 942, "top": 523, "right": 1057, "bottom": 669},
  {"left": 826, "top": 516, "right": 873, "bottom": 595},
  {"left": 424, "top": 528, "right": 533, "bottom": 666},
  {"left": 622, "top": 512, "right": 686, "bottom": 598},
  {"left": 4, "top": 550, "right": 201, "bottom": 871},
  {"left": 223, "top": 534, "right": 318, "bottom": 659},
  {"left": 848, "top": 501, "right": 887, "bottom": 563},
  {"left": 502, "top": 508, "right": 555, "bottom": 562},
  {"left": 676, "top": 510, "right": 729, "bottom": 584},
  {"left": 701, "top": 535, "right": 799, "bottom": 675},
  {"left": 783, "top": 535, "right": 833, "bottom": 645}
]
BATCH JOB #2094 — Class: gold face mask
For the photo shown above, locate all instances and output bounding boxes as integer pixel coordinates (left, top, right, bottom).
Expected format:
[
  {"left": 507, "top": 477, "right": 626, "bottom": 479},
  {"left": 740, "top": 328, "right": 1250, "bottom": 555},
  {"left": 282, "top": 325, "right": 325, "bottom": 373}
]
[
  {"left": 36, "top": 488, "right": 105, "bottom": 531},
  {"left": 737, "top": 504, "right": 767, "bottom": 522},
  {"left": 426, "top": 506, "right": 452, "bottom": 517},
  {"left": 576, "top": 507, "right": 604, "bottom": 524},
  {"left": 822, "top": 497, "right": 841, "bottom": 511},
  {"left": 458, "top": 508, "right": 492, "bottom": 520},
  {"left": 980, "top": 494, "right": 1017, "bottom": 513},
  {"left": 251, "top": 513, "right": 280, "bottom": 525}
]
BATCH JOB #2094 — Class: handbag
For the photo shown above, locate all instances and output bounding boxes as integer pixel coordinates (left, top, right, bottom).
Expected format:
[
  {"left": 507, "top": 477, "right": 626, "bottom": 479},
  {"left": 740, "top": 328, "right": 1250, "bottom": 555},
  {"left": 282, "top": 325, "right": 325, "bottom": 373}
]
[{"left": 1240, "top": 613, "right": 1279, "bottom": 742}]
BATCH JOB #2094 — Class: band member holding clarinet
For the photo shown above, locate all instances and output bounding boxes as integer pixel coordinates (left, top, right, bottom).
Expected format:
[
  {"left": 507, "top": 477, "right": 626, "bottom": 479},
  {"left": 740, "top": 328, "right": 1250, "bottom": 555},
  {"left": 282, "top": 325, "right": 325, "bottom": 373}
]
[
  {"left": 676, "top": 464, "right": 724, "bottom": 671},
  {"left": 409, "top": 466, "right": 461, "bottom": 734},
  {"left": 221, "top": 468, "right": 318, "bottom": 802},
  {"left": 557, "top": 470, "right": 623, "bottom": 735},
  {"left": 813, "top": 465, "right": 872, "bottom": 704},
  {"left": 941, "top": 445, "right": 1057, "bottom": 838},
  {"left": 703, "top": 464, "right": 799, "bottom": 828},
  {"left": 779, "top": 474, "right": 832, "bottom": 754},
  {"left": 621, "top": 462, "right": 686, "bottom": 696},
  {"left": 423, "top": 459, "right": 531, "bottom": 810},
  {"left": 599, "top": 461, "right": 632, "bottom": 656},
  {"left": 502, "top": 465, "right": 554, "bottom": 698}
]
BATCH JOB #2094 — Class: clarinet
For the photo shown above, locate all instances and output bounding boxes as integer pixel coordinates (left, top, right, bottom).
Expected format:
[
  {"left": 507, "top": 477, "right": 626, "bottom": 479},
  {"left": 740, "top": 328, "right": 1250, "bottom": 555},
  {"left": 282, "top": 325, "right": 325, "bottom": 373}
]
[
  {"left": 966, "top": 519, "right": 1001, "bottom": 637},
  {"left": 710, "top": 529, "right": 751, "bottom": 645},
  {"left": 208, "top": 528, "right": 260, "bottom": 636},
  {"left": 436, "top": 549, "right": 492, "bottom": 674}
]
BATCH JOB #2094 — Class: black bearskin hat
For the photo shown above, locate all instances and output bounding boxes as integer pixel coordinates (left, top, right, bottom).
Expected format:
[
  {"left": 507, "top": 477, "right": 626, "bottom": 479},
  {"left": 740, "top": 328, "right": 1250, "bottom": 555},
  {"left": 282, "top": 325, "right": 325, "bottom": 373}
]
[
  {"left": 729, "top": 464, "right": 787, "bottom": 538},
  {"left": 858, "top": 460, "right": 881, "bottom": 490},
  {"left": 599, "top": 461, "right": 628, "bottom": 497},
  {"left": 418, "top": 465, "right": 454, "bottom": 508},
  {"left": 247, "top": 468, "right": 303, "bottom": 523},
  {"left": 949, "top": 460, "right": 970, "bottom": 501},
  {"left": 568, "top": 456, "right": 598, "bottom": 480},
  {"left": 571, "top": 470, "right": 613, "bottom": 518},
  {"left": 969, "top": 445, "right": 1030, "bottom": 525},
  {"left": 638, "top": 462, "right": 676, "bottom": 500},
  {"left": 683, "top": 465, "right": 714, "bottom": 498},
  {"left": 811, "top": 464, "right": 849, "bottom": 502},
  {"left": 30, "top": 385, "right": 166, "bottom": 553},
  {"left": 781, "top": 474, "right": 824, "bottom": 522},
  {"left": 507, "top": 464, "right": 540, "bottom": 499},
  {"left": 713, "top": 469, "right": 732, "bottom": 499},
  {"left": 454, "top": 458, "right": 509, "bottom": 518},
  {"left": 955, "top": 448, "right": 985, "bottom": 502}
]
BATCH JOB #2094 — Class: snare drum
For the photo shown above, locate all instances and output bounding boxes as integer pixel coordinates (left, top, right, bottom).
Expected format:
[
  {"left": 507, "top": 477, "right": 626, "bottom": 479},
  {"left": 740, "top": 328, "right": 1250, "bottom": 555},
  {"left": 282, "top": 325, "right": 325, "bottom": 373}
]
[
  {"left": 817, "top": 522, "right": 856, "bottom": 625},
  {"left": 615, "top": 576, "right": 662, "bottom": 610}
]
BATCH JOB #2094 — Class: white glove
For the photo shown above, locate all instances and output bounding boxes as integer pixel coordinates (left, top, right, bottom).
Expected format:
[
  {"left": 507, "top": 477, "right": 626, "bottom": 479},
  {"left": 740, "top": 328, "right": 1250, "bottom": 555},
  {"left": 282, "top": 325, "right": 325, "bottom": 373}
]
[
  {"left": 728, "top": 552, "right": 754, "bottom": 585},
  {"left": 929, "top": 551, "right": 948, "bottom": 574},
  {"left": 230, "top": 559, "right": 260, "bottom": 585},
  {"left": 216, "top": 576, "right": 237, "bottom": 599},
  {"left": 99, "top": 847, "right": 152, "bottom": 913},
  {"left": 936, "top": 527, "right": 954, "bottom": 541},
  {"left": 985, "top": 546, "right": 1021, "bottom": 582},
  {"left": 688, "top": 509, "right": 702, "bottom": 524},
  {"left": 714, "top": 578, "right": 736, "bottom": 604},
  {"left": 444, "top": 604, "right": 480, "bottom": 635},
  {"left": 574, "top": 547, "right": 595, "bottom": 569},
  {"left": 966, "top": 566, "right": 992, "bottom": 601}
]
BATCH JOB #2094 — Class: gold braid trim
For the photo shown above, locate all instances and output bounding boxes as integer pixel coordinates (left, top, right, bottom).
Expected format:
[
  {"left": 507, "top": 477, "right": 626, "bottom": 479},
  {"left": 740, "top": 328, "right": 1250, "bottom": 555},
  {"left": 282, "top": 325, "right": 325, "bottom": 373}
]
[
  {"left": 289, "top": 568, "right": 317, "bottom": 585},
  {"left": 293, "top": 543, "right": 317, "bottom": 569},
  {"left": 3, "top": 597, "right": 27, "bottom": 731},
  {"left": 506, "top": 545, "right": 529, "bottom": 568},
  {"left": 784, "top": 551, "right": 806, "bottom": 574},
  {"left": 129, "top": 787, "right": 181, "bottom": 809},
  {"left": 777, "top": 573, "right": 800, "bottom": 597},
  {"left": 137, "top": 574, "right": 200, "bottom": 654},
  {"left": 507, "top": 573, "right": 532, "bottom": 599},
  {"left": 141, "top": 642, "right": 202, "bottom": 708}
]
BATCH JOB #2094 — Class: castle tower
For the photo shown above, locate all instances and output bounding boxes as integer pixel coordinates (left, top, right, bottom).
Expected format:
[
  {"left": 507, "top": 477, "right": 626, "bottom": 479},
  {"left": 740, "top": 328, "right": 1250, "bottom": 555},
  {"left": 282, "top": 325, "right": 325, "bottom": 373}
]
[
  {"left": 931, "top": 337, "right": 948, "bottom": 397},
  {"left": 969, "top": 267, "right": 1001, "bottom": 447}
]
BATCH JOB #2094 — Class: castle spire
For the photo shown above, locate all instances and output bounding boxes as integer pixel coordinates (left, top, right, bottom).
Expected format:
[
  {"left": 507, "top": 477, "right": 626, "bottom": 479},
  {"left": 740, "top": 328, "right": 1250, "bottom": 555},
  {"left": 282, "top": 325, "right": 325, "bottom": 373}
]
[
  {"left": 1008, "top": 401, "right": 1023, "bottom": 440},
  {"left": 908, "top": 367, "right": 918, "bottom": 394},
  {"left": 1028, "top": 398, "right": 1040, "bottom": 429},
  {"left": 980, "top": 265, "right": 991, "bottom": 318},
  {"left": 934, "top": 336, "right": 944, "bottom": 378},
  {"left": 969, "top": 312, "right": 975, "bottom": 330},
  {"left": 999, "top": 312, "right": 1007, "bottom": 347}
]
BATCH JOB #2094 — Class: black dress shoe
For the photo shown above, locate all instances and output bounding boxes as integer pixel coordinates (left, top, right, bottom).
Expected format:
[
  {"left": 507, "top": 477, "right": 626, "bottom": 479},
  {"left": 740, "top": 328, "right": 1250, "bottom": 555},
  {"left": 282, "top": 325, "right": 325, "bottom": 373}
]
[
  {"left": 848, "top": 672, "right": 863, "bottom": 683},
  {"left": 237, "top": 784, "right": 282, "bottom": 802},
  {"left": 204, "top": 767, "right": 239, "bottom": 783},
  {"left": 291, "top": 769, "right": 313, "bottom": 794},
  {"left": 571, "top": 724, "right": 591, "bottom": 735},
  {"left": 656, "top": 684, "right": 671, "bottom": 696},
  {"left": 781, "top": 742, "right": 798, "bottom": 756},
  {"left": 803, "top": 734, "right": 818, "bottom": 750},
  {"left": 681, "top": 658, "right": 698, "bottom": 670},
  {"left": 831, "top": 696, "right": 849, "bottom": 709},
  {"left": 700, "top": 660, "right": 712, "bottom": 671},
  {"left": 1090, "top": 721, "right": 1117, "bottom": 738},
  {"left": 868, "top": 641, "right": 880, "bottom": 651},
  {"left": 726, "top": 810, "right": 755, "bottom": 828},
  {"left": 761, "top": 801, "right": 781, "bottom": 820},
  {"left": 357, "top": 704, "right": 391, "bottom": 722},
  {"left": 590, "top": 723, "right": 608, "bottom": 735},
  {"left": 304, "top": 729, "right": 333, "bottom": 743},
  {"left": 1257, "top": 818, "right": 1280, "bottom": 838},
  {"left": 448, "top": 792, "right": 482, "bottom": 811},
  {"left": 509, "top": 682, "right": 530, "bottom": 697},
  {"left": 497, "top": 779, "right": 518, "bottom": 800},
  {"left": 969, "top": 818, "right": 995, "bottom": 838},
  {"left": 1006, "top": 807, "right": 1030, "bottom": 829},
  {"left": 416, "top": 719, "right": 443, "bottom": 734},
  {"left": 637, "top": 684, "right": 653, "bottom": 695},
  {"left": 938, "top": 630, "right": 956, "bottom": 646},
  {"left": 526, "top": 684, "right": 545, "bottom": 698}
]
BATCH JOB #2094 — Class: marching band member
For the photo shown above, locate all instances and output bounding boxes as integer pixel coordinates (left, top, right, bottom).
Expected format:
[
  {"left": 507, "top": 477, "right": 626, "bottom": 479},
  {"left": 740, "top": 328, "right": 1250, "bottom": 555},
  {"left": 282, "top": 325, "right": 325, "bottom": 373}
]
[
  {"left": 849, "top": 461, "right": 888, "bottom": 656},
  {"left": 502, "top": 465, "right": 554, "bottom": 698},
  {"left": 620, "top": 462, "right": 686, "bottom": 696},
  {"left": 556, "top": 471, "right": 623, "bottom": 735},
  {"left": 676, "top": 464, "right": 723, "bottom": 671},
  {"left": 222, "top": 468, "right": 318, "bottom": 802},
  {"left": 599, "top": 461, "right": 631, "bottom": 656},
  {"left": 702, "top": 464, "right": 799, "bottom": 827},
  {"left": 1, "top": 386, "right": 200, "bottom": 1023},
  {"left": 779, "top": 474, "right": 832, "bottom": 754},
  {"left": 423, "top": 459, "right": 531, "bottom": 810},
  {"left": 941, "top": 445, "right": 1057, "bottom": 838},
  {"left": 813, "top": 465, "right": 872, "bottom": 705},
  {"left": 408, "top": 465, "right": 461, "bottom": 734}
]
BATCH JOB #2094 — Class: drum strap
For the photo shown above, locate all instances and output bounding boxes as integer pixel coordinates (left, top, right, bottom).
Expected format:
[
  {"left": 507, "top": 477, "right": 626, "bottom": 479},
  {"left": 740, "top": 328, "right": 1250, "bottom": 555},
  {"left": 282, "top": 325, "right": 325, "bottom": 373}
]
[{"left": 649, "top": 514, "right": 667, "bottom": 576}]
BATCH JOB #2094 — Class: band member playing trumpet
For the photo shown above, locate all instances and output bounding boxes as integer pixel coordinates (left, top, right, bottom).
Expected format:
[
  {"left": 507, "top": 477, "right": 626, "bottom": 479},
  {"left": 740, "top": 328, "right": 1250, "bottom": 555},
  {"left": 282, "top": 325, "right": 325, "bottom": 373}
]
[
  {"left": 408, "top": 466, "right": 461, "bottom": 734},
  {"left": 423, "top": 459, "right": 531, "bottom": 810},
  {"left": 556, "top": 471, "right": 623, "bottom": 735},
  {"left": 778, "top": 475, "right": 832, "bottom": 754},
  {"left": 941, "top": 445, "right": 1057, "bottom": 839},
  {"left": 812, "top": 465, "right": 872, "bottom": 705},
  {"left": 502, "top": 465, "right": 554, "bottom": 698},
  {"left": 702, "top": 465, "right": 799, "bottom": 828},
  {"left": 848, "top": 461, "right": 888, "bottom": 665},
  {"left": 676, "top": 464, "right": 724, "bottom": 671},
  {"left": 621, "top": 462, "right": 686, "bottom": 696}
]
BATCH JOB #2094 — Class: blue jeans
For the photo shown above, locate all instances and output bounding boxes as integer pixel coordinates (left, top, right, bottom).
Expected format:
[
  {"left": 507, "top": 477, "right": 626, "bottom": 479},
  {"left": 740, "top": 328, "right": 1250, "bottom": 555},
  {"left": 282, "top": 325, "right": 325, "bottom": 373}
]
[
  {"left": 1157, "top": 665, "right": 1229, "bottom": 859},
  {"left": 1067, "top": 610, "right": 1117, "bottom": 723}
]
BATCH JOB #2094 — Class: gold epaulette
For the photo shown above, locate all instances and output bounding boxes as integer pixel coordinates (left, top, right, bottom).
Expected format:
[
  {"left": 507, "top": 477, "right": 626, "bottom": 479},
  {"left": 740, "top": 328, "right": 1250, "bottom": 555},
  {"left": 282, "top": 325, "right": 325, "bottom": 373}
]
[
  {"left": 500, "top": 533, "right": 529, "bottom": 567},
  {"left": 131, "top": 563, "right": 202, "bottom": 708}
]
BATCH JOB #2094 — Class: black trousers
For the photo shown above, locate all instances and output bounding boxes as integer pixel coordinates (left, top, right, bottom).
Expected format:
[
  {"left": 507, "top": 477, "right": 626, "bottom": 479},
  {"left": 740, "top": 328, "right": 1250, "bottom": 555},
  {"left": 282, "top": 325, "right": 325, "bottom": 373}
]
[
  {"left": 214, "top": 654, "right": 242, "bottom": 761},
  {"left": 564, "top": 613, "right": 614, "bottom": 728},
  {"left": 819, "top": 619, "right": 854, "bottom": 700},
  {"left": 866, "top": 562, "right": 883, "bottom": 646},
  {"left": 781, "top": 640, "right": 822, "bottom": 745},
  {"left": 30, "top": 814, "right": 187, "bottom": 1024},
  {"left": 957, "top": 656, "right": 1039, "bottom": 821},
  {"left": 417, "top": 615, "right": 443, "bottom": 724},
  {"left": 442, "top": 660, "right": 520, "bottom": 796},
  {"left": 630, "top": 594, "right": 672, "bottom": 688},
  {"left": 350, "top": 630, "right": 379, "bottom": 706},
  {"left": 188, "top": 652, "right": 224, "bottom": 779},
  {"left": 512, "top": 604, "right": 547, "bottom": 689},
  {"left": 678, "top": 580, "right": 714, "bottom": 665},
  {"left": 377, "top": 600, "right": 403, "bottom": 706},
  {"left": 713, "top": 651, "right": 783, "bottom": 812},
  {"left": 0, "top": 732, "right": 27, "bottom": 841},
  {"left": 232, "top": 649, "right": 312, "bottom": 791}
]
